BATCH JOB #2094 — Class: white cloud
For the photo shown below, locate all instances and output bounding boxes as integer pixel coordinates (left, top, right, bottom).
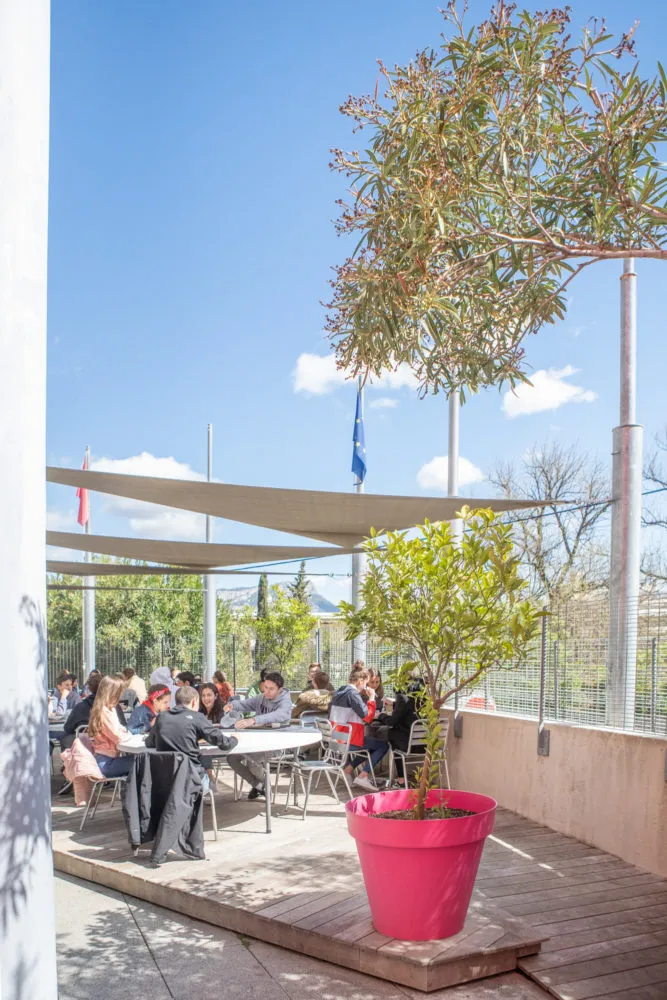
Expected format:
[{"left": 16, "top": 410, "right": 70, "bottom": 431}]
[
  {"left": 292, "top": 353, "right": 418, "bottom": 396},
  {"left": 502, "top": 366, "right": 597, "bottom": 419},
  {"left": 417, "top": 456, "right": 485, "bottom": 492},
  {"left": 369, "top": 397, "right": 399, "bottom": 410},
  {"left": 90, "top": 452, "right": 206, "bottom": 541}
]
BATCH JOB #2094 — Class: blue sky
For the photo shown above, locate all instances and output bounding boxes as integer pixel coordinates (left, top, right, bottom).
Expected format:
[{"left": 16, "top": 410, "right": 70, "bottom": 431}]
[{"left": 47, "top": 0, "right": 667, "bottom": 604}]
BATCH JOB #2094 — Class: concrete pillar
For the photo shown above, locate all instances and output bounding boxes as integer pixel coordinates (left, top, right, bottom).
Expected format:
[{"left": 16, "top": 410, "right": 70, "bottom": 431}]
[{"left": 0, "top": 2, "right": 58, "bottom": 997}]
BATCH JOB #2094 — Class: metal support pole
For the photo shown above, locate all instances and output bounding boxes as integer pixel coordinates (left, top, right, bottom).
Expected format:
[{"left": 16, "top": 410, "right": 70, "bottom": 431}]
[
  {"left": 351, "top": 379, "right": 367, "bottom": 665},
  {"left": 607, "top": 259, "right": 642, "bottom": 729},
  {"left": 82, "top": 444, "right": 96, "bottom": 675},
  {"left": 651, "top": 637, "right": 658, "bottom": 734},
  {"left": 553, "top": 640, "right": 560, "bottom": 721},
  {"left": 537, "top": 610, "right": 550, "bottom": 755},
  {"left": 315, "top": 627, "right": 321, "bottom": 663},
  {"left": 203, "top": 424, "right": 217, "bottom": 681},
  {"left": 232, "top": 634, "right": 237, "bottom": 691},
  {"left": 449, "top": 393, "right": 464, "bottom": 736},
  {"left": 0, "top": 1, "right": 58, "bottom": 993}
]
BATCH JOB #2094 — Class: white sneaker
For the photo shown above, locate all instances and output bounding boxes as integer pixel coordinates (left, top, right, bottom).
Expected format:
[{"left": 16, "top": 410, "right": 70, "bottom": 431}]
[{"left": 353, "top": 775, "right": 377, "bottom": 793}]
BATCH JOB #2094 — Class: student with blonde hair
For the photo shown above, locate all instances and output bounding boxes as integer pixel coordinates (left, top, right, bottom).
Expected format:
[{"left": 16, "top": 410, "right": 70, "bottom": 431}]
[{"left": 88, "top": 674, "right": 132, "bottom": 778}]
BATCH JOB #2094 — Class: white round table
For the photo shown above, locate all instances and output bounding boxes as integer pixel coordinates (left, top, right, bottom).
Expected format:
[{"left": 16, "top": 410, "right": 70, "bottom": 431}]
[{"left": 117, "top": 727, "right": 322, "bottom": 833}]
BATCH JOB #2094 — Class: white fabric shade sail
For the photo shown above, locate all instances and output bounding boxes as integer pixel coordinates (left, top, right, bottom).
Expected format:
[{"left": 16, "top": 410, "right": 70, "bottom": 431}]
[
  {"left": 47, "top": 531, "right": 355, "bottom": 568},
  {"left": 46, "top": 466, "right": 552, "bottom": 547}
]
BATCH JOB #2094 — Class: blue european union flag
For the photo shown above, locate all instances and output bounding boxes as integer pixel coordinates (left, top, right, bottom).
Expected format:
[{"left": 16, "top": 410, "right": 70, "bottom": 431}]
[{"left": 351, "top": 386, "right": 367, "bottom": 483}]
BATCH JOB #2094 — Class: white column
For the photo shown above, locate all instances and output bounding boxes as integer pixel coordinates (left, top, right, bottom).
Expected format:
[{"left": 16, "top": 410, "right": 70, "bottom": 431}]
[
  {"left": 0, "top": 2, "right": 58, "bottom": 997},
  {"left": 607, "top": 259, "right": 642, "bottom": 729}
]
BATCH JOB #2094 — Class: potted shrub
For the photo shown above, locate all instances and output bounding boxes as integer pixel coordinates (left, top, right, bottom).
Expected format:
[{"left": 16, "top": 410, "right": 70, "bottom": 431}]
[{"left": 340, "top": 508, "right": 540, "bottom": 940}]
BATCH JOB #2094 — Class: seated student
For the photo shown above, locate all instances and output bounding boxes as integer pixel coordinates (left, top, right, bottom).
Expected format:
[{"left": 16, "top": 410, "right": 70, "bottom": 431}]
[
  {"left": 292, "top": 669, "right": 333, "bottom": 718},
  {"left": 213, "top": 670, "right": 234, "bottom": 704},
  {"left": 330, "top": 666, "right": 388, "bottom": 793},
  {"left": 49, "top": 671, "right": 81, "bottom": 716},
  {"left": 60, "top": 671, "right": 123, "bottom": 750},
  {"left": 245, "top": 667, "right": 269, "bottom": 699},
  {"left": 88, "top": 675, "right": 133, "bottom": 778},
  {"left": 128, "top": 684, "right": 172, "bottom": 734},
  {"left": 302, "top": 663, "right": 335, "bottom": 693},
  {"left": 222, "top": 671, "right": 292, "bottom": 798},
  {"left": 146, "top": 686, "right": 237, "bottom": 793},
  {"left": 174, "top": 670, "right": 196, "bottom": 688},
  {"left": 199, "top": 682, "right": 225, "bottom": 724},
  {"left": 122, "top": 667, "right": 147, "bottom": 704},
  {"left": 376, "top": 677, "right": 423, "bottom": 786}
]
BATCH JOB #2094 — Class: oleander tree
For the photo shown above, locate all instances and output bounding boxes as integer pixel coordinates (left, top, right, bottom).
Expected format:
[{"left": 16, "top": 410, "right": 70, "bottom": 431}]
[
  {"left": 326, "top": 2, "right": 667, "bottom": 396},
  {"left": 340, "top": 510, "right": 540, "bottom": 817}
]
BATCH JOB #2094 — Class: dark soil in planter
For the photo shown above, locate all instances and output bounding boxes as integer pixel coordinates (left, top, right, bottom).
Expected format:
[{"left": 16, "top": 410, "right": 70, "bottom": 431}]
[{"left": 372, "top": 806, "right": 476, "bottom": 821}]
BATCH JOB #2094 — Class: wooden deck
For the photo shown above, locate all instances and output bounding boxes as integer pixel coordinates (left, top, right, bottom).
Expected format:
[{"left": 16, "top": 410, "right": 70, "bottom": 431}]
[{"left": 50, "top": 773, "right": 667, "bottom": 997}]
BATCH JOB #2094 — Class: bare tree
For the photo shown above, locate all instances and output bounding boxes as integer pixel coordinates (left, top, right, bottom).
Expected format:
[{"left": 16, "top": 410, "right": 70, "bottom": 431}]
[
  {"left": 490, "top": 443, "right": 610, "bottom": 600},
  {"left": 642, "top": 429, "right": 667, "bottom": 582}
]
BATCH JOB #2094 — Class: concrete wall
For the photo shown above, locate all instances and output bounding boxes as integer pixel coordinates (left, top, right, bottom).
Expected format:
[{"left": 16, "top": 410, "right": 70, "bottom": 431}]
[{"left": 444, "top": 708, "right": 667, "bottom": 878}]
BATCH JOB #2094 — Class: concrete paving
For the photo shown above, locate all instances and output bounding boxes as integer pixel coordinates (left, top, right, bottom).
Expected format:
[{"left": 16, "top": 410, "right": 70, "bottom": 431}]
[{"left": 55, "top": 873, "right": 548, "bottom": 1000}]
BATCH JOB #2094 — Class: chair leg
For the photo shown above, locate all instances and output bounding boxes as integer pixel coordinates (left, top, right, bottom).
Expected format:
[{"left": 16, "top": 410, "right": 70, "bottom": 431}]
[
  {"left": 284, "top": 770, "right": 294, "bottom": 811},
  {"left": 324, "top": 769, "right": 340, "bottom": 804},
  {"left": 302, "top": 772, "right": 314, "bottom": 820},
  {"left": 339, "top": 767, "right": 353, "bottom": 800},
  {"left": 89, "top": 780, "right": 105, "bottom": 820},
  {"left": 80, "top": 781, "right": 100, "bottom": 831},
  {"left": 110, "top": 780, "right": 119, "bottom": 808},
  {"left": 209, "top": 790, "right": 218, "bottom": 841}
]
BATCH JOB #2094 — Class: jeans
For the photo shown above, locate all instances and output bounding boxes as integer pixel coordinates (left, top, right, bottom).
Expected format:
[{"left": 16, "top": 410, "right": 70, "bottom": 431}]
[
  {"left": 350, "top": 736, "right": 389, "bottom": 774},
  {"left": 228, "top": 753, "right": 270, "bottom": 790},
  {"left": 95, "top": 754, "right": 132, "bottom": 778}
]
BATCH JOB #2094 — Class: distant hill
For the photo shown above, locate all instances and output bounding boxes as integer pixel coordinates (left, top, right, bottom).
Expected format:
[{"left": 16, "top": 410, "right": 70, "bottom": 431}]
[{"left": 217, "top": 581, "right": 339, "bottom": 615}]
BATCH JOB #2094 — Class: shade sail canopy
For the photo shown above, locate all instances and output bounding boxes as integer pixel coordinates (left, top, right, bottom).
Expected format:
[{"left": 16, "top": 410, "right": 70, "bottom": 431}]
[
  {"left": 47, "top": 531, "right": 355, "bottom": 568},
  {"left": 47, "top": 561, "right": 258, "bottom": 577},
  {"left": 47, "top": 467, "right": 553, "bottom": 546}
]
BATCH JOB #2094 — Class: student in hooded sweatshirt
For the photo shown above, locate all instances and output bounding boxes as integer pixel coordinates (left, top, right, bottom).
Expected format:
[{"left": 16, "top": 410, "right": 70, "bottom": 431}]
[
  {"left": 222, "top": 670, "right": 292, "bottom": 799},
  {"left": 329, "top": 666, "right": 388, "bottom": 793}
]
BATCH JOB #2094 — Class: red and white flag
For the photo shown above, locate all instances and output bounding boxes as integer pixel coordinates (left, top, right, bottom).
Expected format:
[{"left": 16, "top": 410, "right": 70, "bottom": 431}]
[{"left": 77, "top": 452, "right": 90, "bottom": 527}]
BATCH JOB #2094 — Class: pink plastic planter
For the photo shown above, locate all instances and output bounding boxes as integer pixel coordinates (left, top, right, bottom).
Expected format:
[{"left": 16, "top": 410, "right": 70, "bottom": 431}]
[{"left": 346, "top": 788, "right": 497, "bottom": 941}]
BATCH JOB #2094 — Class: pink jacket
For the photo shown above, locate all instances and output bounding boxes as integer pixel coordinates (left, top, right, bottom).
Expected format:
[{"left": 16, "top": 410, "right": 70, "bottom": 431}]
[
  {"left": 92, "top": 706, "right": 129, "bottom": 758},
  {"left": 61, "top": 735, "right": 104, "bottom": 806}
]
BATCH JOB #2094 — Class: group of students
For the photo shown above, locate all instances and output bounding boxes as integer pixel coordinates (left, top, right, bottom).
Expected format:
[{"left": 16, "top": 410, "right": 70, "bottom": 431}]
[{"left": 54, "top": 657, "right": 422, "bottom": 804}]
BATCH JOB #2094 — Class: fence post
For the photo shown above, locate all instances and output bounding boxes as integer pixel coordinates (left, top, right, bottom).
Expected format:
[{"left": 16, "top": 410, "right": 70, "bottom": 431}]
[
  {"left": 316, "top": 627, "right": 321, "bottom": 663},
  {"left": 232, "top": 634, "right": 237, "bottom": 691},
  {"left": 537, "top": 609, "right": 550, "bottom": 756},
  {"left": 553, "top": 639, "right": 559, "bottom": 721},
  {"left": 651, "top": 637, "right": 658, "bottom": 733},
  {"left": 484, "top": 671, "right": 489, "bottom": 711}
]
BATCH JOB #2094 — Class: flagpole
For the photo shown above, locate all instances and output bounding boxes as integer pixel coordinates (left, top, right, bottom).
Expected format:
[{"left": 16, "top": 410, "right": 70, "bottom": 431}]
[
  {"left": 203, "top": 423, "right": 217, "bottom": 681},
  {"left": 351, "top": 378, "right": 367, "bottom": 665},
  {"left": 82, "top": 444, "right": 96, "bottom": 674}
]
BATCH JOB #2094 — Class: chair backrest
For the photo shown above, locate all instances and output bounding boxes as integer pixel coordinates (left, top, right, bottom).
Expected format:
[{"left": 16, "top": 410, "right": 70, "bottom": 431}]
[
  {"left": 323, "top": 722, "right": 352, "bottom": 764},
  {"left": 406, "top": 719, "right": 429, "bottom": 754},
  {"left": 299, "top": 710, "right": 328, "bottom": 728}
]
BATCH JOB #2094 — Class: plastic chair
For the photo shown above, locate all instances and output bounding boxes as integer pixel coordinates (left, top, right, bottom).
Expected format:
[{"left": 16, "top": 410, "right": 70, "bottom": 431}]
[{"left": 284, "top": 723, "right": 353, "bottom": 820}]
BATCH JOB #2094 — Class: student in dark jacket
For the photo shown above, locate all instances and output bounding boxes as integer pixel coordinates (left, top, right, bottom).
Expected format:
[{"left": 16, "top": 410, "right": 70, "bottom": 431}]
[
  {"left": 128, "top": 684, "right": 172, "bottom": 734},
  {"left": 145, "top": 686, "right": 237, "bottom": 793},
  {"left": 376, "top": 678, "right": 423, "bottom": 786},
  {"left": 60, "top": 671, "right": 126, "bottom": 750}
]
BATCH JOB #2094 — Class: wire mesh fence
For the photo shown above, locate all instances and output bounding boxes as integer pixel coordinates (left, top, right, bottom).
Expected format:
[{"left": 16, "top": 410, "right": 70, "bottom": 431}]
[
  {"left": 458, "top": 593, "right": 667, "bottom": 736},
  {"left": 47, "top": 593, "right": 667, "bottom": 736}
]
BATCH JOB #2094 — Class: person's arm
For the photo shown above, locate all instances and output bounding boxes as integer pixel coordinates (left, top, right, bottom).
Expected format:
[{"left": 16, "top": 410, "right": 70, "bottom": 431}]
[
  {"left": 349, "top": 688, "right": 375, "bottom": 722},
  {"left": 194, "top": 715, "right": 238, "bottom": 751},
  {"left": 228, "top": 694, "right": 255, "bottom": 714},
  {"left": 378, "top": 693, "right": 410, "bottom": 728},
  {"left": 145, "top": 724, "right": 157, "bottom": 749}
]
